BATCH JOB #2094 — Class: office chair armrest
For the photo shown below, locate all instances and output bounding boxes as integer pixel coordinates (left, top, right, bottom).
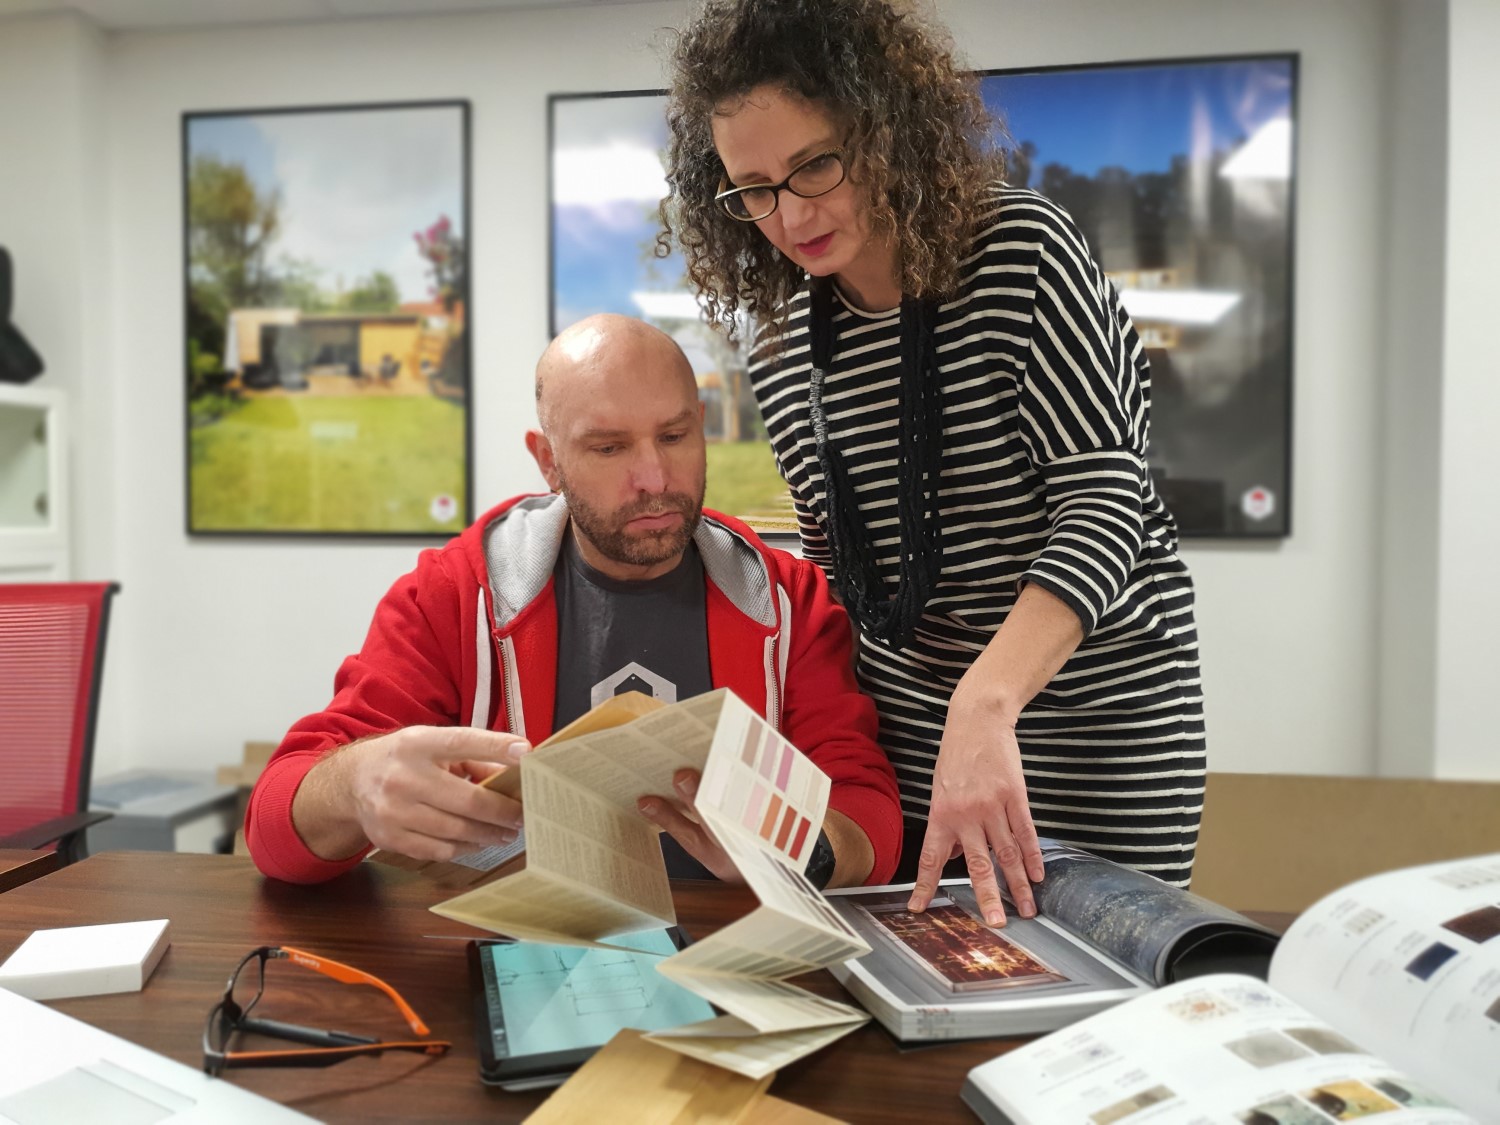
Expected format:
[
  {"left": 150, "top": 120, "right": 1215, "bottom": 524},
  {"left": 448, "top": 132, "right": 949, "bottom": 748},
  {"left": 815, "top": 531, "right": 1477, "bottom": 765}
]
[{"left": 0, "top": 811, "right": 113, "bottom": 851}]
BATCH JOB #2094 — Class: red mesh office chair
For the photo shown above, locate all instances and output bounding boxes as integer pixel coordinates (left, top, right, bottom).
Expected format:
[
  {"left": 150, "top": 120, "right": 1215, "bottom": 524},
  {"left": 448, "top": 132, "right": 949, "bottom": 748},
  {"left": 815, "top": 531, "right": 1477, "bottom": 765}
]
[{"left": 0, "top": 582, "right": 119, "bottom": 863}]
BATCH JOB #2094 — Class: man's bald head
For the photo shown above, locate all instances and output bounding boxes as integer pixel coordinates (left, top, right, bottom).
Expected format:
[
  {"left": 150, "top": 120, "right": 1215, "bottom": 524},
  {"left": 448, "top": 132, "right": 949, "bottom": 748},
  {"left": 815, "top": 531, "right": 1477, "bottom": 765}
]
[
  {"left": 524, "top": 313, "right": 708, "bottom": 581},
  {"left": 535, "top": 314, "right": 696, "bottom": 435}
]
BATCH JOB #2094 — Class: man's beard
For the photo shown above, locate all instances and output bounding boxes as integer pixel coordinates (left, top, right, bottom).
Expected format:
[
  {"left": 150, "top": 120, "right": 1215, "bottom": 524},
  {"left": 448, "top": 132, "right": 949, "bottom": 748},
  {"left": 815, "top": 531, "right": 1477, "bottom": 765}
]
[{"left": 559, "top": 475, "right": 704, "bottom": 570}]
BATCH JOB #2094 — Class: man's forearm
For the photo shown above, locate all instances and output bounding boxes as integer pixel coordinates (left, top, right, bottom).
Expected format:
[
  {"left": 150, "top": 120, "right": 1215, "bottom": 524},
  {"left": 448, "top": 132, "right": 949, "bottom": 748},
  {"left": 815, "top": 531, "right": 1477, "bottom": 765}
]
[
  {"left": 290, "top": 747, "right": 371, "bottom": 862},
  {"left": 824, "top": 808, "right": 874, "bottom": 888}
]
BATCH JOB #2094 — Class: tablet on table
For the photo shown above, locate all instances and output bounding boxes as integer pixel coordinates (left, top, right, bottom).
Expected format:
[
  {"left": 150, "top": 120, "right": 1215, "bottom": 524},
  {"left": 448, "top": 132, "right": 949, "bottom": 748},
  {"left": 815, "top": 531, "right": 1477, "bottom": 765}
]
[{"left": 467, "top": 928, "right": 715, "bottom": 1091}]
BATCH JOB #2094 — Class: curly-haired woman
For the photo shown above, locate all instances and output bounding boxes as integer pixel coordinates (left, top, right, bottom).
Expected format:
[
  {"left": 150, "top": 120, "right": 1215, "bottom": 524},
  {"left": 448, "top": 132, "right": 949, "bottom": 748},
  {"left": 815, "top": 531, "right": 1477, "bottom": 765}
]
[{"left": 660, "top": 0, "right": 1206, "bottom": 923}]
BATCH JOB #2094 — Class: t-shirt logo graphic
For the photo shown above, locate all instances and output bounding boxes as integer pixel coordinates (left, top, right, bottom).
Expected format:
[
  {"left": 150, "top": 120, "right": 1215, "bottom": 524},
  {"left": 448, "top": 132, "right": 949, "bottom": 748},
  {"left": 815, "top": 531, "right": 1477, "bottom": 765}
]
[{"left": 591, "top": 661, "right": 678, "bottom": 707}]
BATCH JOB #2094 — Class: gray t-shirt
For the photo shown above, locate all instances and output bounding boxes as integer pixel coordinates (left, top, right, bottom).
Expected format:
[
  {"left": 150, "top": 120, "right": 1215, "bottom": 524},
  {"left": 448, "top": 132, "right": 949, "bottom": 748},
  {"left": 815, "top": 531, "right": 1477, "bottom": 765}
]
[{"left": 552, "top": 531, "right": 714, "bottom": 878}]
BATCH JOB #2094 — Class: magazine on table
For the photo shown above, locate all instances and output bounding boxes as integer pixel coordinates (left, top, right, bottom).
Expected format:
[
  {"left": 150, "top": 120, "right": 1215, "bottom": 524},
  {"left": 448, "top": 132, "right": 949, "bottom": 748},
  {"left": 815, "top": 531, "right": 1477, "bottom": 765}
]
[
  {"left": 825, "top": 839, "right": 1280, "bottom": 1041},
  {"left": 961, "top": 852, "right": 1500, "bottom": 1124}
]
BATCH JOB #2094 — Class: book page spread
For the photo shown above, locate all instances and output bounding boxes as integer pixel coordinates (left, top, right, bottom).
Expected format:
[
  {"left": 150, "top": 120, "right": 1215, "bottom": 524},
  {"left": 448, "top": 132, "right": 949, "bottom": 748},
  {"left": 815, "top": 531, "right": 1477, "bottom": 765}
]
[
  {"left": 661, "top": 905, "right": 864, "bottom": 983},
  {"left": 965, "top": 972, "right": 1479, "bottom": 1124},
  {"left": 1027, "top": 839, "right": 1279, "bottom": 984},
  {"left": 1267, "top": 852, "right": 1500, "bottom": 1120},
  {"left": 374, "top": 695, "right": 675, "bottom": 888}
]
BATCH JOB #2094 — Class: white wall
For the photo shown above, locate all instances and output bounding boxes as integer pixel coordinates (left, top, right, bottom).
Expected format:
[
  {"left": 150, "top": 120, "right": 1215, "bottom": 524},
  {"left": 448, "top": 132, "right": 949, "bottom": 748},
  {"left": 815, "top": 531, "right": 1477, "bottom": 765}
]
[
  {"left": 0, "top": 13, "right": 110, "bottom": 581},
  {"left": 0, "top": 13, "right": 122, "bottom": 737},
  {"left": 1376, "top": 0, "right": 1446, "bottom": 778},
  {"left": 1432, "top": 0, "right": 1500, "bottom": 780},
  {"left": 3, "top": 0, "right": 1466, "bottom": 781}
]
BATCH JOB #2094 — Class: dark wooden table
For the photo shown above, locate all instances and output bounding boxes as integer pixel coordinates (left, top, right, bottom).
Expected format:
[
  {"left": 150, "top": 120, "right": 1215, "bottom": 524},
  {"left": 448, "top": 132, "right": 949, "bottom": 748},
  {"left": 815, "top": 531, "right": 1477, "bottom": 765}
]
[
  {"left": 0, "top": 853, "right": 1290, "bottom": 1124},
  {"left": 0, "top": 847, "right": 60, "bottom": 893}
]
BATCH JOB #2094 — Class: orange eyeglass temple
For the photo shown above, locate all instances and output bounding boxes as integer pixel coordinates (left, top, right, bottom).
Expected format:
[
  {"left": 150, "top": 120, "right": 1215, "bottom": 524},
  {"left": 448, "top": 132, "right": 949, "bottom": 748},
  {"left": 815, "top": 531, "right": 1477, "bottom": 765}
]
[{"left": 278, "top": 946, "right": 433, "bottom": 1037}]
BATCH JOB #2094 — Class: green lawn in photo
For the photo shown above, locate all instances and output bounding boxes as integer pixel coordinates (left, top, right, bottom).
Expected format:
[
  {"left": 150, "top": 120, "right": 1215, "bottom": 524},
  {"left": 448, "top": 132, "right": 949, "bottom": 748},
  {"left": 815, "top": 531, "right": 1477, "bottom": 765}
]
[
  {"left": 190, "top": 396, "right": 466, "bottom": 533},
  {"left": 704, "top": 439, "right": 791, "bottom": 527}
]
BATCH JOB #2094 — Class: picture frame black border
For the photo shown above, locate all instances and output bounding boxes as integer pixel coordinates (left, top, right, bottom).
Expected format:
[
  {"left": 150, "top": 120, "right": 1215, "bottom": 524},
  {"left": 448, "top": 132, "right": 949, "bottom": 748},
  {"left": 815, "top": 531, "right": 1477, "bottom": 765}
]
[
  {"left": 976, "top": 51, "right": 1300, "bottom": 541},
  {"left": 546, "top": 51, "right": 1299, "bottom": 541},
  {"left": 181, "top": 97, "right": 475, "bottom": 542}
]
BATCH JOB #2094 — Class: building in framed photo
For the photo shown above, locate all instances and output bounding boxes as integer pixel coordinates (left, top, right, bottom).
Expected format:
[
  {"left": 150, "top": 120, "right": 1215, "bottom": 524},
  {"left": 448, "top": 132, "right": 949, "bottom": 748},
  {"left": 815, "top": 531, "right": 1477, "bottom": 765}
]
[{"left": 183, "top": 99, "right": 471, "bottom": 536}]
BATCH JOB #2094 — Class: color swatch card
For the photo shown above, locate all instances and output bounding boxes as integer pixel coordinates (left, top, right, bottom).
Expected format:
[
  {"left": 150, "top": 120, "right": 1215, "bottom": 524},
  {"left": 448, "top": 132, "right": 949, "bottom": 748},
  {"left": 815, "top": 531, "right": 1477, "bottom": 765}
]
[
  {"left": 695, "top": 696, "right": 830, "bottom": 871},
  {"left": 425, "top": 688, "right": 870, "bottom": 1076}
]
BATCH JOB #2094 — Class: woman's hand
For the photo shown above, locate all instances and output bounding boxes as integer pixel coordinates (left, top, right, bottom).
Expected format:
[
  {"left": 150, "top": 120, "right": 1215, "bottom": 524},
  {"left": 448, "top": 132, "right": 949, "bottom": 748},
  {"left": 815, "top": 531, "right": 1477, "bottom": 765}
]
[
  {"left": 907, "top": 583, "right": 1082, "bottom": 925},
  {"left": 907, "top": 687, "right": 1045, "bottom": 926}
]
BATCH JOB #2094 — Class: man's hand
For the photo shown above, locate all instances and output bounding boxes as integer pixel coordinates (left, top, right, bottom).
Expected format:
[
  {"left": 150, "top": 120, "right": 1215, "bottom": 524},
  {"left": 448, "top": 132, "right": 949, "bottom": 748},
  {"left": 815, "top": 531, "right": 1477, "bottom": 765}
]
[
  {"left": 907, "top": 694, "right": 1044, "bottom": 926},
  {"left": 294, "top": 726, "right": 530, "bottom": 863},
  {"left": 636, "top": 769, "right": 744, "bottom": 884}
]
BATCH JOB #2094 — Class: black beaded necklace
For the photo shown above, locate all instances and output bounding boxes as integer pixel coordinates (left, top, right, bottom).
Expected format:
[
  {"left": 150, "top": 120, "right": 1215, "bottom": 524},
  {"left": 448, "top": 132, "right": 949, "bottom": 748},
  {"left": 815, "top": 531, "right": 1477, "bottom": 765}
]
[{"left": 806, "top": 277, "right": 945, "bottom": 650}]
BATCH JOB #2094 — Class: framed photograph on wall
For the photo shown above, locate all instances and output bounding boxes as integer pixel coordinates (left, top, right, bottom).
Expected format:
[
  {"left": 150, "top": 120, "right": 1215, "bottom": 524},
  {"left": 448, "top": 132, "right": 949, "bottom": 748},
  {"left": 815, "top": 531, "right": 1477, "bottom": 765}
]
[
  {"left": 550, "top": 91, "right": 794, "bottom": 537},
  {"left": 981, "top": 54, "right": 1298, "bottom": 538},
  {"left": 183, "top": 99, "right": 471, "bottom": 537},
  {"left": 549, "top": 53, "right": 1297, "bottom": 540}
]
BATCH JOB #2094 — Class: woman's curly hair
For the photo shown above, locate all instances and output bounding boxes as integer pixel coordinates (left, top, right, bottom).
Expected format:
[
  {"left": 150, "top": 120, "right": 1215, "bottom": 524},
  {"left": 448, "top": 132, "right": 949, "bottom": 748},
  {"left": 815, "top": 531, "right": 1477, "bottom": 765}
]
[{"left": 658, "top": 0, "right": 1004, "bottom": 342}]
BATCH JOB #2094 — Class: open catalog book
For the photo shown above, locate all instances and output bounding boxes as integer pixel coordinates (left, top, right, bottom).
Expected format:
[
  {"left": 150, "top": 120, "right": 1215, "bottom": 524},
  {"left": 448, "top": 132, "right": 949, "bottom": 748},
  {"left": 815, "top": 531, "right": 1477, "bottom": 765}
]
[
  {"left": 386, "top": 689, "right": 871, "bottom": 1080},
  {"left": 961, "top": 852, "right": 1500, "bottom": 1124},
  {"left": 825, "top": 839, "right": 1279, "bottom": 1041}
]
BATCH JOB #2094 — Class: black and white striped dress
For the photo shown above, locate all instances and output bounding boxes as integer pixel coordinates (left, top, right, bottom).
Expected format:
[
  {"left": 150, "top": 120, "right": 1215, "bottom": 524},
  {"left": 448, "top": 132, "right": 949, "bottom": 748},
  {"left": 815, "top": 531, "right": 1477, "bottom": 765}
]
[{"left": 748, "top": 186, "right": 1206, "bottom": 887}]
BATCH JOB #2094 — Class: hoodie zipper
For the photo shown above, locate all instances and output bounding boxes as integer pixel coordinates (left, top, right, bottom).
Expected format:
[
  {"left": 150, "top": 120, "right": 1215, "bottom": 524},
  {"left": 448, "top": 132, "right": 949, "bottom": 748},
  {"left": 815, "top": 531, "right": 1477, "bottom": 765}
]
[
  {"left": 766, "top": 635, "right": 781, "bottom": 731},
  {"left": 499, "top": 634, "right": 525, "bottom": 738}
]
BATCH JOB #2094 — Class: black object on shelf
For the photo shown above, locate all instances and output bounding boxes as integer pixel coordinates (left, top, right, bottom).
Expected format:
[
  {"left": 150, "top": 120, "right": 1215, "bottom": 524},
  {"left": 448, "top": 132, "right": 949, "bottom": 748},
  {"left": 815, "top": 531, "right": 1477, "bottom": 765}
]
[{"left": 0, "top": 246, "right": 45, "bottom": 383}]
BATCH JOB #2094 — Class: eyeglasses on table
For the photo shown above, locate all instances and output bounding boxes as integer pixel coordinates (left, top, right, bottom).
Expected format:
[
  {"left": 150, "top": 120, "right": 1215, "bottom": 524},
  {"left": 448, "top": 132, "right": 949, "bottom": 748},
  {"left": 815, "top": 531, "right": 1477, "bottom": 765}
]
[{"left": 202, "top": 945, "right": 451, "bottom": 1076}]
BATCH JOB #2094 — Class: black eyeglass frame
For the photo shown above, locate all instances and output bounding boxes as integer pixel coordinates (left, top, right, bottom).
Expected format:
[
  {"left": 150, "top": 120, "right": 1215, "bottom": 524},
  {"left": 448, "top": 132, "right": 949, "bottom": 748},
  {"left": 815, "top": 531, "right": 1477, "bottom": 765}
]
[
  {"left": 714, "top": 149, "right": 849, "bottom": 222},
  {"left": 202, "top": 945, "right": 450, "bottom": 1076}
]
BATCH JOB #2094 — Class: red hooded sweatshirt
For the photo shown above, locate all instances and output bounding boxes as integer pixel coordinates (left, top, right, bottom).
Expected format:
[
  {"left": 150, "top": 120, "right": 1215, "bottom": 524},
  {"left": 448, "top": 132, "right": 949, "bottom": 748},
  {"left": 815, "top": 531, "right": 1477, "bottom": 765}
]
[{"left": 247, "top": 495, "right": 901, "bottom": 885}]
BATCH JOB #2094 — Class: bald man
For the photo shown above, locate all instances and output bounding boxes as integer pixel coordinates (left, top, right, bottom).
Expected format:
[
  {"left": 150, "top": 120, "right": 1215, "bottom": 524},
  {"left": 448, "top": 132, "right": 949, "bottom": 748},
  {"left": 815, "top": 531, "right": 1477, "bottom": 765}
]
[{"left": 248, "top": 315, "right": 902, "bottom": 890}]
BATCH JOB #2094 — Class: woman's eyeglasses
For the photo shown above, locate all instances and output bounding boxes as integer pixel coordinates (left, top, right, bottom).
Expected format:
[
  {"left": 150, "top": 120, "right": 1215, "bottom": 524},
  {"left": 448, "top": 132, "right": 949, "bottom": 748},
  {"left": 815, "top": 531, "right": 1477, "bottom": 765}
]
[
  {"left": 715, "top": 150, "right": 848, "bottom": 222},
  {"left": 202, "top": 945, "right": 451, "bottom": 1076}
]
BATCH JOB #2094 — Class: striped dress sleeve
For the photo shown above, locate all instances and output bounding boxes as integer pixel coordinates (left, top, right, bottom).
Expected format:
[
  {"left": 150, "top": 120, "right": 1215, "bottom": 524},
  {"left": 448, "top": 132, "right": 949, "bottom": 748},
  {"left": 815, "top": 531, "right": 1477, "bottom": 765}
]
[
  {"left": 1015, "top": 203, "right": 1150, "bottom": 635},
  {"left": 791, "top": 489, "right": 833, "bottom": 571}
]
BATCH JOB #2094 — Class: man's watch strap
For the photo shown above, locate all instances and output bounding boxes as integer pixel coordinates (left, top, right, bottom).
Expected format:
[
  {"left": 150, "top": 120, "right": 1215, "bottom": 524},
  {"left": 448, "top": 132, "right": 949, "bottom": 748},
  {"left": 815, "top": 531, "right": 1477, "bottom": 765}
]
[{"left": 804, "top": 828, "right": 837, "bottom": 890}]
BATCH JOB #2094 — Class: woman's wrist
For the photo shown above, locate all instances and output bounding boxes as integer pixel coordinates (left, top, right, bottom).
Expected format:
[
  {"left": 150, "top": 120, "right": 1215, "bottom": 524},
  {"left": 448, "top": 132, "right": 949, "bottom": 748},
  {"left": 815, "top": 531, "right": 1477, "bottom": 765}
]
[{"left": 951, "top": 663, "right": 1025, "bottom": 728}]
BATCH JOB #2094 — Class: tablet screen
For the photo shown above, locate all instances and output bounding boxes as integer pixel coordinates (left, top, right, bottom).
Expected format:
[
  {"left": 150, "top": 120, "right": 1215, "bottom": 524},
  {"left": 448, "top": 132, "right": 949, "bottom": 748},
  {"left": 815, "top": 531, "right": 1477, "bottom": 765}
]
[{"left": 472, "top": 929, "right": 714, "bottom": 1084}]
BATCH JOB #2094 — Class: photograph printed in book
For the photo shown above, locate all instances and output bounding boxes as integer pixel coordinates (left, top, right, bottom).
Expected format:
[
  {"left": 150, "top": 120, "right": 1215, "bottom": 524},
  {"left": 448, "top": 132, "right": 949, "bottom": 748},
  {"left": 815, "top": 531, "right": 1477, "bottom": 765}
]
[{"left": 861, "top": 898, "right": 1069, "bottom": 994}]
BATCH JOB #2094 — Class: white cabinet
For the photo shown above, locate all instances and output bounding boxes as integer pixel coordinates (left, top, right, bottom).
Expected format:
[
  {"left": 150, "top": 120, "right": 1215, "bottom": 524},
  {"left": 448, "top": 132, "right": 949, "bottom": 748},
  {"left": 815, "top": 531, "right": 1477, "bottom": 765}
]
[{"left": 0, "top": 384, "right": 68, "bottom": 581}]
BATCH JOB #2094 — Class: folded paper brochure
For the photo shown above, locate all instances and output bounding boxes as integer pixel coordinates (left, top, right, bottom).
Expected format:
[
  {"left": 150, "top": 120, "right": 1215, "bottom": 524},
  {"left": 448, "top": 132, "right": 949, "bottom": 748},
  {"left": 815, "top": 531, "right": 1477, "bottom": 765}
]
[{"left": 425, "top": 688, "right": 871, "bottom": 1079}]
